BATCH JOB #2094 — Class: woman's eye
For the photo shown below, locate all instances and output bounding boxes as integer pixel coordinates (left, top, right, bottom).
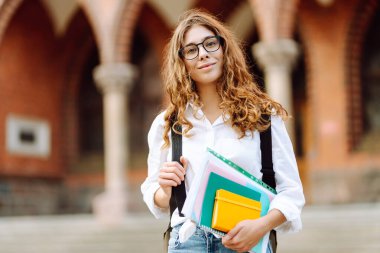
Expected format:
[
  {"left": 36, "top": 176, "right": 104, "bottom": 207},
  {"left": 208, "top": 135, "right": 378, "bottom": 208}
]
[
  {"left": 186, "top": 47, "right": 197, "bottom": 54},
  {"left": 206, "top": 42, "right": 216, "bottom": 47}
]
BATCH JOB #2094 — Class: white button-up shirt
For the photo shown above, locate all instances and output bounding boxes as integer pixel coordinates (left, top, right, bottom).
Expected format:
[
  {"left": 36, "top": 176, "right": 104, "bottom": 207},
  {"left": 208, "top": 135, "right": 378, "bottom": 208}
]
[{"left": 141, "top": 104, "right": 305, "bottom": 233}]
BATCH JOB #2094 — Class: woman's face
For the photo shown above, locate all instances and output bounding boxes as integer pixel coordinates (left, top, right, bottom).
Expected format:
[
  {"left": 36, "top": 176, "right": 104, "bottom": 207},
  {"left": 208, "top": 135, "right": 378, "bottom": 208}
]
[{"left": 182, "top": 25, "right": 224, "bottom": 88}]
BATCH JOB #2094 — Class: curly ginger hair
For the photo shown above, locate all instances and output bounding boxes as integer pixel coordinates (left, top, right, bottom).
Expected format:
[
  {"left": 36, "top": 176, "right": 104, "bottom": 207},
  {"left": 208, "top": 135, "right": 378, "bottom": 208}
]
[{"left": 161, "top": 9, "right": 287, "bottom": 148}]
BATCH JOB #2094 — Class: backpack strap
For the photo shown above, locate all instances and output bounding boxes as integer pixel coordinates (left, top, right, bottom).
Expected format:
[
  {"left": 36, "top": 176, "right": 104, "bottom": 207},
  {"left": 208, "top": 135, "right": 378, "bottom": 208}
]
[
  {"left": 164, "top": 121, "right": 184, "bottom": 247},
  {"left": 169, "top": 116, "right": 186, "bottom": 217},
  {"left": 260, "top": 114, "right": 275, "bottom": 189},
  {"left": 259, "top": 114, "right": 277, "bottom": 252}
]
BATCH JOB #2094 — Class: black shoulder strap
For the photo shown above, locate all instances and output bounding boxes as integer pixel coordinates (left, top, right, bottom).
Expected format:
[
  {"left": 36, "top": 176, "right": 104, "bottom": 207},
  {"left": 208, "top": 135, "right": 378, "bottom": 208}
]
[
  {"left": 169, "top": 118, "right": 186, "bottom": 217},
  {"left": 260, "top": 114, "right": 277, "bottom": 252},
  {"left": 260, "top": 114, "right": 276, "bottom": 189}
]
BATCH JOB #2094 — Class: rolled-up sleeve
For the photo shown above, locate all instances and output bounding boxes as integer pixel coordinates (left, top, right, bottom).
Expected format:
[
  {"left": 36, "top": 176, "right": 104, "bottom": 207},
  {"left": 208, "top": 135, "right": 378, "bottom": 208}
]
[
  {"left": 268, "top": 115, "right": 305, "bottom": 233},
  {"left": 141, "top": 112, "right": 170, "bottom": 219}
]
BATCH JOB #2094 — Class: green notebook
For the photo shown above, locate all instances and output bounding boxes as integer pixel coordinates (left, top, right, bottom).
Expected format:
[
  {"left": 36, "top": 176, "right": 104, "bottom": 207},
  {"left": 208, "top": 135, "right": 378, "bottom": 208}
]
[{"left": 199, "top": 172, "right": 261, "bottom": 232}]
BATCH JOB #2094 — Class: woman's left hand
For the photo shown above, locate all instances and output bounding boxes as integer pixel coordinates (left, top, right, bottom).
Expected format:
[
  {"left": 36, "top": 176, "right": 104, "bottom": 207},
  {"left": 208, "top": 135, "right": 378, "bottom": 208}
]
[{"left": 221, "top": 218, "right": 269, "bottom": 253}]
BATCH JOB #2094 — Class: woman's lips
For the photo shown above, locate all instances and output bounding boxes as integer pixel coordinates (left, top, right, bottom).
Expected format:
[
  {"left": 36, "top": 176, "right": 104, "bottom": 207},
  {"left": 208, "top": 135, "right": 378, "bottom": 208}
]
[{"left": 198, "top": 63, "right": 215, "bottom": 69}]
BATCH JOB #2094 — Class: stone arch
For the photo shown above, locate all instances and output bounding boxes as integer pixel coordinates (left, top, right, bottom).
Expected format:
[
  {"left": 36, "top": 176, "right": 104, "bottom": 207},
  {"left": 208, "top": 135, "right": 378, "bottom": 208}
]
[
  {"left": 59, "top": 8, "right": 99, "bottom": 170},
  {"left": 115, "top": 0, "right": 144, "bottom": 62},
  {"left": 248, "top": 0, "right": 300, "bottom": 42},
  {"left": 114, "top": 0, "right": 247, "bottom": 63},
  {"left": 135, "top": 3, "right": 171, "bottom": 62},
  {"left": 346, "top": 0, "right": 379, "bottom": 150},
  {"left": 192, "top": 0, "right": 244, "bottom": 21},
  {"left": 0, "top": 0, "right": 23, "bottom": 44}
]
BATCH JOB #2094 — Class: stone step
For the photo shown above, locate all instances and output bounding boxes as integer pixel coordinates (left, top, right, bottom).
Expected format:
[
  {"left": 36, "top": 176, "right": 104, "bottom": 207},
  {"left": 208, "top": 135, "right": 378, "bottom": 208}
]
[
  {"left": 0, "top": 214, "right": 167, "bottom": 253},
  {"left": 0, "top": 204, "right": 379, "bottom": 253},
  {"left": 277, "top": 203, "right": 380, "bottom": 253}
]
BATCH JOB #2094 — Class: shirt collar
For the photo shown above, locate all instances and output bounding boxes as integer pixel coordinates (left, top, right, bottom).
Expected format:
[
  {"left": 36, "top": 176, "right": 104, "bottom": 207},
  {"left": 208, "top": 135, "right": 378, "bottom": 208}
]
[{"left": 186, "top": 101, "right": 231, "bottom": 126}]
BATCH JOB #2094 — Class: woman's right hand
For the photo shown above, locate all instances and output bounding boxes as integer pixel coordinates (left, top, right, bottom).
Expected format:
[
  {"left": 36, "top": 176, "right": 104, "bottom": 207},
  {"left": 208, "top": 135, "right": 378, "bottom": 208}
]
[
  {"left": 154, "top": 156, "right": 188, "bottom": 208},
  {"left": 159, "top": 156, "right": 188, "bottom": 192}
]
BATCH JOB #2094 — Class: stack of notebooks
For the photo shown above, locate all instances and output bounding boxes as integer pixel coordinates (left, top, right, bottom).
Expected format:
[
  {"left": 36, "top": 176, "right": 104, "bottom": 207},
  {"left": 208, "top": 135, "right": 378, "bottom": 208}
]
[{"left": 182, "top": 148, "right": 277, "bottom": 253}]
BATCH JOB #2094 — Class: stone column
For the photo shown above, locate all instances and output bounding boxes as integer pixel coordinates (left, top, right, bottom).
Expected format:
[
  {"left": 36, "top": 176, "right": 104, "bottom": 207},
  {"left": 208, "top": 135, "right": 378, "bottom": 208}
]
[
  {"left": 92, "top": 62, "right": 136, "bottom": 226},
  {"left": 252, "top": 39, "right": 299, "bottom": 141}
]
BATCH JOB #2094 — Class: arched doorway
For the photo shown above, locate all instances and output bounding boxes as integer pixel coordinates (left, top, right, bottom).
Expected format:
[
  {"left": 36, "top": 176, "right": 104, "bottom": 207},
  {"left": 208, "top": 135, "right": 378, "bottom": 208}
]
[
  {"left": 59, "top": 9, "right": 103, "bottom": 213},
  {"left": 358, "top": 4, "right": 380, "bottom": 152}
]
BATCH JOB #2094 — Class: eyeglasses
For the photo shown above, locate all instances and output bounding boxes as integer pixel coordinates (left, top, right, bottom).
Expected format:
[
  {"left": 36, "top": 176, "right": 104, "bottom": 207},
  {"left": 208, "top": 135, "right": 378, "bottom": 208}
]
[{"left": 179, "top": 35, "right": 223, "bottom": 60}]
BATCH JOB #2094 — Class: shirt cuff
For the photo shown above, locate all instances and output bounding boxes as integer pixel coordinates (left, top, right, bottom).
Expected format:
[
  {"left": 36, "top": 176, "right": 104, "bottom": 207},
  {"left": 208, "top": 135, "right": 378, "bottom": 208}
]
[
  {"left": 269, "top": 198, "right": 303, "bottom": 233},
  {"left": 143, "top": 182, "right": 170, "bottom": 219}
]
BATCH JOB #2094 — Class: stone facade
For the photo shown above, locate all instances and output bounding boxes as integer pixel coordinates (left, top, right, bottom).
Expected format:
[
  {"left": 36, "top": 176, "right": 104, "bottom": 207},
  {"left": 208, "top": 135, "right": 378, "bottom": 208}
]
[{"left": 0, "top": 0, "right": 379, "bottom": 216}]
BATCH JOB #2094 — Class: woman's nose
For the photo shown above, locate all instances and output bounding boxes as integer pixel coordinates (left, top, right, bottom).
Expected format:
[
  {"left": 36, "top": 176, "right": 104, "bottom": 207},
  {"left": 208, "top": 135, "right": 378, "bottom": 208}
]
[{"left": 198, "top": 45, "right": 209, "bottom": 59}]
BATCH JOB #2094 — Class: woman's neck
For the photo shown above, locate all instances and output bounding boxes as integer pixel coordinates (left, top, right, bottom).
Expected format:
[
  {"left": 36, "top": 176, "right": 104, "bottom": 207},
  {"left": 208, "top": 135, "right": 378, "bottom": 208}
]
[
  {"left": 197, "top": 84, "right": 219, "bottom": 107},
  {"left": 197, "top": 84, "right": 222, "bottom": 123}
]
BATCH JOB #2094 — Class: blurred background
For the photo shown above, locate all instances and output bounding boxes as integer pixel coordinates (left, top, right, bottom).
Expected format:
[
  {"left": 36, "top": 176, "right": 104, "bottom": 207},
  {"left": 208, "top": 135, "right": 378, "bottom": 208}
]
[{"left": 0, "top": 0, "right": 379, "bottom": 252}]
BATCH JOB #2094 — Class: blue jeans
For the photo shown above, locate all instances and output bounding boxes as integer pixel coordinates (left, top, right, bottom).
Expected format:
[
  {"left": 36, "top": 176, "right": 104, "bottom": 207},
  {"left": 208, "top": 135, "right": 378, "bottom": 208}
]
[{"left": 168, "top": 224, "right": 272, "bottom": 253}]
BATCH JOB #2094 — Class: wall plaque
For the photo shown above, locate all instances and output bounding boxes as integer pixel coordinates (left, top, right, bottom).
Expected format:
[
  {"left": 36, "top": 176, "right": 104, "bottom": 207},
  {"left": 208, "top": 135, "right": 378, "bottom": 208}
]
[{"left": 6, "top": 115, "right": 51, "bottom": 158}]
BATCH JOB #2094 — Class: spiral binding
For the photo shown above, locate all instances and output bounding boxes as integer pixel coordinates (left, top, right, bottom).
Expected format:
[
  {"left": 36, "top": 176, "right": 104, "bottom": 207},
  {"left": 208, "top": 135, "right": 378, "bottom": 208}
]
[
  {"left": 207, "top": 148, "right": 277, "bottom": 195},
  {"left": 199, "top": 225, "right": 226, "bottom": 237}
]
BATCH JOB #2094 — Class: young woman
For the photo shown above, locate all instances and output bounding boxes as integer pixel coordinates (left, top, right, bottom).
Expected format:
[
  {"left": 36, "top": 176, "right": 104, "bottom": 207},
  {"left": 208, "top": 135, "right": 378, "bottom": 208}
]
[{"left": 141, "top": 9, "right": 305, "bottom": 253}]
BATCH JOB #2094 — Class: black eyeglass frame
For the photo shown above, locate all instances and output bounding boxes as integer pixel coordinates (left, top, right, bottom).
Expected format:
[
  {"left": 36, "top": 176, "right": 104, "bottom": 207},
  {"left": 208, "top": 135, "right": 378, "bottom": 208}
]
[{"left": 178, "top": 35, "right": 224, "bottom": 60}]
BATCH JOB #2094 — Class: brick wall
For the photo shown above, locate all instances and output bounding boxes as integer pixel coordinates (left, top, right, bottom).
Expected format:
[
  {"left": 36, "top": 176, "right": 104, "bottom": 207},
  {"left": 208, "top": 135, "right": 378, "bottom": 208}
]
[
  {"left": 299, "top": 0, "right": 380, "bottom": 203},
  {"left": 0, "top": 0, "right": 65, "bottom": 215},
  {"left": 0, "top": 0, "right": 63, "bottom": 178}
]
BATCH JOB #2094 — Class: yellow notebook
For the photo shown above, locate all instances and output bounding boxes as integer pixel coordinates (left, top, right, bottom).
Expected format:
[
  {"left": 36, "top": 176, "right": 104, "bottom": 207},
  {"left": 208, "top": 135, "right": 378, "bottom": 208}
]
[{"left": 211, "top": 189, "right": 262, "bottom": 233}]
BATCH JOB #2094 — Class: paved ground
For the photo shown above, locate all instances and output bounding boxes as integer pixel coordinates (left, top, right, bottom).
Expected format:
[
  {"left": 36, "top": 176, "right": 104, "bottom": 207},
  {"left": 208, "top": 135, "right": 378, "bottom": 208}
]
[
  {"left": 0, "top": 203, "right": 379, "bottom": 253},
  {"left": 277, "top": 203, "right": 380, "bottom": 253}
]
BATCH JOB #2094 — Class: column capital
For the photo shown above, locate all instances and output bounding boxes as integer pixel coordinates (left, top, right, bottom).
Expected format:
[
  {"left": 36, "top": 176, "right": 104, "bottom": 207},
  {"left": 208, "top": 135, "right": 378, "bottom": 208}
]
[
  {"left": 252, "top": 39, "right": 300, "bottom": 72},
  {"left": 93, "top": 62, "right": 137, "bottom": 94}
]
